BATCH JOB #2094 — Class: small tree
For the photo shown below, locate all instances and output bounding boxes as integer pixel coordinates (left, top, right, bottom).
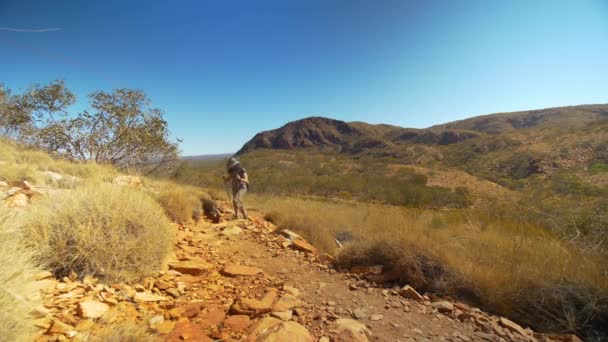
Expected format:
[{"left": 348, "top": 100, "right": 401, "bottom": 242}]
[{"left": 0, "top": 81, "right": 180, "bottom": 174}]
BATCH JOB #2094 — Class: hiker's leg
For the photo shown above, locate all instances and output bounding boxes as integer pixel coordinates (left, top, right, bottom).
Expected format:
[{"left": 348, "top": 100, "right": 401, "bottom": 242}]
[
  {"left": 236, "top": 188, "right": 248, "bottom": 220},
  {"left": 233, "top": 191, "right": 243, "bottom": 220}
]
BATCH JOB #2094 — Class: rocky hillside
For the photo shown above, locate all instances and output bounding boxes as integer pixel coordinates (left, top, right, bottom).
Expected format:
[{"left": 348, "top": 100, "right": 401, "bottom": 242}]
[
  {"left": 29, "top": 201, "right": 582, "bottom": 342},
  {"left": 431, "top": 104, "right": 608, "bottom": 134}
]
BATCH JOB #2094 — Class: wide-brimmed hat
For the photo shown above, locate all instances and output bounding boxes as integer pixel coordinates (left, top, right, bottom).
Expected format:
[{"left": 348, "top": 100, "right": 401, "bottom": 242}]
[{"left": 226, "top": 157, "right": 241, "bottom": 171}]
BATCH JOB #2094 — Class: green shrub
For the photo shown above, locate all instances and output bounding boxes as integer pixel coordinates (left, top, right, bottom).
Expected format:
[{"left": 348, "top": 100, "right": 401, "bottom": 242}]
[
  {"left": 21, "top": 182, "right": 173, "bottom": 282},
  {"left": 590, "top": 162, "right": 608, "bottom": 173}
]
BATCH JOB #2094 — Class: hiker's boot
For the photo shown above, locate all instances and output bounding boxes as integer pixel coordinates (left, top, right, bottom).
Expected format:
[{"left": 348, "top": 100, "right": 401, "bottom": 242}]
[
  {"left": 240, "top": 207, "right": 249, "bottom": 220},
  {"left": 233, "top": 204, "right": 240, "bottom": 220}
]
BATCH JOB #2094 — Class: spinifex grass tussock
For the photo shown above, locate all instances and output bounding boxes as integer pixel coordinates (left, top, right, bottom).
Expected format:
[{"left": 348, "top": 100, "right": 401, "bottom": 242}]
[
  {"left": 21, "top": 182, "right": 173, "bottom": 282},
  {"left": 147, "top": 179, "right": 207, "bottom": 224},
  {"left": 250, "top": 194, "right": 608, "bottom": 336},
  {"left": 0, "top": 208, "right": 41, "bottom": 341}
]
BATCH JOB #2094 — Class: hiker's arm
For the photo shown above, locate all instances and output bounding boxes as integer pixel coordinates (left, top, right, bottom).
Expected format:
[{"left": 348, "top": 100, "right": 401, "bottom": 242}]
[{"left": 241, "top": 172, "right": 249, "bottom": 184}]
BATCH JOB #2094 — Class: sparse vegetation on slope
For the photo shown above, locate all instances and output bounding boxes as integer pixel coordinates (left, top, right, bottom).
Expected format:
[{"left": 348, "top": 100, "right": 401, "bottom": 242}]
[
  {"left": 174, "top": 149, "right": 472, "bottom": 208},
  {"left": 0, "top": 208, "right": 41, "bottom": 341},
  {"left": 21, "top": 182, "right": 173, "bottom": 282},
  {"left": 249, "top": 194, "right": 608, "bottom": 337}
]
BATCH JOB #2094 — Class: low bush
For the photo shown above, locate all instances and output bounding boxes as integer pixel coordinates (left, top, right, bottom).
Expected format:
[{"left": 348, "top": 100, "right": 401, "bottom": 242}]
[
  {"left": 0, "top": 208, "right": 41, "bottom": 341},
  {"left": 21, "top": 182, "right": 173, "bottom": 282}
]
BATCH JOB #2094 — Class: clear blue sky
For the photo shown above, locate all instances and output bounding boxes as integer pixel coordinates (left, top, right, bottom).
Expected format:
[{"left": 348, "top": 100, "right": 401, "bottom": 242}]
[{"left": 1, "top": 0, "right": 607, "bottom": 155}]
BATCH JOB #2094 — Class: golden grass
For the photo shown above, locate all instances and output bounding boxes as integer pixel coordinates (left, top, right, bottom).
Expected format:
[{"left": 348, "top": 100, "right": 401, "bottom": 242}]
[
  {"left": 20, "top": 182, "right": 173, "bottom": 282},
  {"left": 146, "top": 179, "right": 206, "bottom": 224},
  {"left": 249, "top": 194, "right": 608, "bottom": 334},
  {"left": 0, "top": 139, "right": 119, "bottom": 186},
  {"left": 0, "top": 208, "right": 41, "bottom": 341}
]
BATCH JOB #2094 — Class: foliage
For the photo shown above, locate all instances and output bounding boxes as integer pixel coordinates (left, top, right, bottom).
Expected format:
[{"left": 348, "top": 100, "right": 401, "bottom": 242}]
[
  {"left": 590, "top": 162, "right": 608, "bottom": 173},
  {"left": 0, "top": 81, "right": 180, "bottom": 174},
  {"left": 251, "top": 194, "right": 608, "bottom": 338},
  {"left": 172, "top": 150, "right": 472, "bottom": 208},
  {"left": 21, "top": 182, "right": 173, "bottom": 282},
  {"left": 0, "top": 208, "right": 41, "bottom": 342}
]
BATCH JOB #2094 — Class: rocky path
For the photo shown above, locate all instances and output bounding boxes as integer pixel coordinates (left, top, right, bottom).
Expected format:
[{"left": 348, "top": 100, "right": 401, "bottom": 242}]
[{"left": 32, "top": 206, "right": 578, "bottom": 342}]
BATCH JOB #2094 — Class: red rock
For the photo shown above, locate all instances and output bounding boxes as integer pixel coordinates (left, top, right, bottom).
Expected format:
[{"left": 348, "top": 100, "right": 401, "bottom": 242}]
[
  {"left": 292, "top": 238, "right": 317, "bottom": 254},
  {"left": 198, "top": 309, "right": 226, "bottom": 328},
  {"left": 224, "top": 315, "right": 251, "bottom": 331},
  {"left": 165, "top": 319, "right": 212, "bottom": 342},
  {"left": 399, "top": 285, "right": 423, "bottom": 301},
  {"left": 272, "top": 294, "right": 302, "bottom": 312},
  {"left": 232, "top": 288, "right": 279, "bottom": 315},
  {"left": 275, "top": 235, "right": 292, "bottom": 249},
  {"left": 77, "top": 301, "right": 109, "bottom": 318},
  {"left": 169, "top": 302, "right": 205, "bottom": 319},
  {"left": 499, "top": 317, "right": 528, "bottom": 337},
  {"left": 169, "top": 260, "right": 213, "bottom": 276},
  {"left": 350, "top": 265, "right": 383, "bottom": 275},
  {"left": 253, "top": 320, "right": 314, "bottom": 342},
  {"left": 222, "top": 264, "right": 264, "bottom": 277}
]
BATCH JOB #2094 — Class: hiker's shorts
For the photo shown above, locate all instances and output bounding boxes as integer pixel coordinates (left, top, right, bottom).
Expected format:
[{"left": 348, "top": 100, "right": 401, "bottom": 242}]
[{"left": 233, "top": 187, "right": 247, "bottom": 208}]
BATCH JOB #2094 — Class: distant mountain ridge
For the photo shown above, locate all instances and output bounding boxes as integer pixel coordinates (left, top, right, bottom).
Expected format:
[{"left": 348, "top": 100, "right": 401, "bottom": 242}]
[
  {"left": 181, "top": 153, "right": 232, "bottom": 161},
  {"left": 237, "top": 104, "right": 608, "bottom": 155}
]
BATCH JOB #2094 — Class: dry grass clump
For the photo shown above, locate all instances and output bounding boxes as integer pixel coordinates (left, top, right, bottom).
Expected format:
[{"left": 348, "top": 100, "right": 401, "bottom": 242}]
[
  {"left": 148, "top": 180, "right": 206, "bottom": 224},
  {"left": 250, "top": 194, "right": 608, "bottom": 337},
  {"left": 0, "top": 208, "right": 41, "bottom": 341},
  {"left": 21, "top": 182, "right": 173, "bottom": 282},
  {"left": 0, "top": 139, "right": 118, "bottom": 185}
]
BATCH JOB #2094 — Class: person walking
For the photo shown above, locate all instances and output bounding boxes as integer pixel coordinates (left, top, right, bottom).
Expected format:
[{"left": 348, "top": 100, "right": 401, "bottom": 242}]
[{"left": 225, "top": 157, "right": 249, "bottom": 220}]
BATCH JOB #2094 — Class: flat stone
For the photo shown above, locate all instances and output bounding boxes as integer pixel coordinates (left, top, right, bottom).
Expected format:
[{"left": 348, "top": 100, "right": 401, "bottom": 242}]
[
  {"left": 154, "top": 279, "right": 173, "bottom": 290},
  {"left": 134, "top": 292, "right": 168, "bottom": 302},
  {"left": 149, "top": 315, "right": 164, "bottom": 326},
  {"left": 167, "top": 288, "right": 181, "bottom": 298},
  {"left": 47, "top": 320, "right": 75, "bottom": 335},
  {"left": 165, "top": 319, "right": 211, "bottom": 342},
  {"left": 431, "top": 301, "right": 454, "bottom": 313},
  {"left": 77, "top": 301, "right": 109, "bottom": 318},
  {"left": 198, "top": 309, "right": 226, "bottom": 328},
  {"left": 232, "top": 288, "right": 279, "bottom": 315},
  {"left": 169, "top": 260, "right": 213, "bottom": 276},
  {"left": 352, "top": 308, "right": 369, "bottom": 319},
  {"left": 279, "top": 229, "right": 303, "bottom": 240},
  {"left": 334, "top": 319, "right": 371, "bottom": 342},
  {"left": 292, "top": 238, "right": 317, "bottom": 254},
  {"left": 283, "top": 285, "right": 300, "bottom": 297},
  {"left": 222, "top": 264, "right": 264, "bottom": 277},
  {"left": 369, "top": 314, "right": 384, "bottom": 321},
  {"left": 271, "top": 310, "right": 293, "bottom": 321},
  {"left": 224, "top": 315, "right": 251, "bottom": 331},
  {"left": 250, "top": 319, "right": 314, "bottom": 342},
  {"left": 272, "top": 293, "right": 302, "bottom": 312},
  {"left": 399, "top": 285, "right": 423, "bottom": 301},
  {"left": 499, "top": 317, "right": 528, "bottom": 337}
]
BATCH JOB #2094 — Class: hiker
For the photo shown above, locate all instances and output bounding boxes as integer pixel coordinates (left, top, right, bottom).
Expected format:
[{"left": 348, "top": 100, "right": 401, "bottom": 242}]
[{"left": 225, "top": 157, "right": 249, "bottom": 220}]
